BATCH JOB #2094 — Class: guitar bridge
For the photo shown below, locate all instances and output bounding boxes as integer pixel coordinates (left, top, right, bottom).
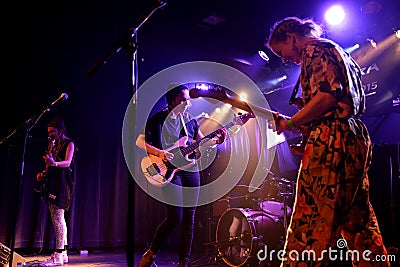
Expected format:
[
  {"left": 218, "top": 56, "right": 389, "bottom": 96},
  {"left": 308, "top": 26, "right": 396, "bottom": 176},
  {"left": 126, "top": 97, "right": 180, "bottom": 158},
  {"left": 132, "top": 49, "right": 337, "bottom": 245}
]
[{"left": 146, "top": 163, "right": 161, "bottom": 177}]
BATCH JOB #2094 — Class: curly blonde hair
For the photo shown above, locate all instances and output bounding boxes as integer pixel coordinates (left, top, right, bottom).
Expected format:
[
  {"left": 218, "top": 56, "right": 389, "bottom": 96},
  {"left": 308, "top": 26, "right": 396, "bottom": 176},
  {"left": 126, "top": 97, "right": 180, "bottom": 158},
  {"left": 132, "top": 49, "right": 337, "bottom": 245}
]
[{"left": 265, "top": 16, "right": 324, "bottom": 48}]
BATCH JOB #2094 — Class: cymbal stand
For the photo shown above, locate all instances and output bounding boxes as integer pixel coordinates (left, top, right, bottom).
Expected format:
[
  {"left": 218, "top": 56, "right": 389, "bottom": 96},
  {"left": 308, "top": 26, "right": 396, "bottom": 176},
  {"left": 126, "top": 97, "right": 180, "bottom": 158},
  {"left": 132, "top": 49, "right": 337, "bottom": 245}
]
[{"left": 280, "top": 190, "right": 292, "bottom": 234}]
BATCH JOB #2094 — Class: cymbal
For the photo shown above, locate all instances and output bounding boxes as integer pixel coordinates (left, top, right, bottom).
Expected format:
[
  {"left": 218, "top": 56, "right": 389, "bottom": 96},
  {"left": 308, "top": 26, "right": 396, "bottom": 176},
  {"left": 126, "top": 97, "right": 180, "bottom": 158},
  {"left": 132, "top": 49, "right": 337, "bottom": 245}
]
[{"left": 234, "top": 184, "right": 261, "bottom": 191}]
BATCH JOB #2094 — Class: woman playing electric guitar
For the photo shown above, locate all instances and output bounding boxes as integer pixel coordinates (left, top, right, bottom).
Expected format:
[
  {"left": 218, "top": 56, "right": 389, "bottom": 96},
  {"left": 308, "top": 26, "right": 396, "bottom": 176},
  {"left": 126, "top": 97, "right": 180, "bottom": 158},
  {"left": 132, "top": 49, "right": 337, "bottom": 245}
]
[{"left": 35, "top": 137, "right": 55, "bottom": 196}]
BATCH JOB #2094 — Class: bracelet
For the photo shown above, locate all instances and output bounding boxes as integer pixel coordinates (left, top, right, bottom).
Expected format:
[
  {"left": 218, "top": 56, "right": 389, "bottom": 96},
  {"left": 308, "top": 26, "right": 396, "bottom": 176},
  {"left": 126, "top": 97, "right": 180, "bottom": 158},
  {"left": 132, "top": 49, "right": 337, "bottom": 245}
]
[{"left": 287, "top": 119, "right": 296, "bottom": 129}]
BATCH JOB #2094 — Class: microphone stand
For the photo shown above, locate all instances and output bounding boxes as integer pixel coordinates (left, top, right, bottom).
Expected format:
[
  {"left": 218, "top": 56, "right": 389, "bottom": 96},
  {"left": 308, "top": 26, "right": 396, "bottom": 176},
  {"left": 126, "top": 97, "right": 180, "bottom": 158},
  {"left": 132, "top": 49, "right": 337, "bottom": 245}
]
[
  {"left": 84, "top": 3, "right": 167, "bottom": 267},
  {"left": 0, "top": 105, "right": 52, "bottom": 267}
]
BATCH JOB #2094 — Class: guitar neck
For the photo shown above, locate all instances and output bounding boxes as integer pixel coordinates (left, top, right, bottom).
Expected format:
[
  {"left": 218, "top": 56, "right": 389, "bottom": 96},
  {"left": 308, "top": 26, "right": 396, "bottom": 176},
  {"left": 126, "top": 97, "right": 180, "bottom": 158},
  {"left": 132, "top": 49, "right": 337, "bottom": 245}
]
[
  {"left": 189, "top": 88, "right": 290, "bottom": 120},
  {"left": 181, "top": 116, "right": 245, "bottom": 156},
  {"left": 180, "top": 127, "right": 221, "bottom": 156},
  {"left": 225, "top": 96, "right": 290, "bottom": 120}
]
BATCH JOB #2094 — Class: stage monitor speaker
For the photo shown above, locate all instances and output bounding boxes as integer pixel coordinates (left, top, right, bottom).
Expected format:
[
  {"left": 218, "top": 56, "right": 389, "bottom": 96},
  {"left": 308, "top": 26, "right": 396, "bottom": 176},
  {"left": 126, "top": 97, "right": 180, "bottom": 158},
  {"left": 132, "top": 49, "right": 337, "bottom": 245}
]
[{"left": 0, "top": 243, "right": 26, "bottom": 267}]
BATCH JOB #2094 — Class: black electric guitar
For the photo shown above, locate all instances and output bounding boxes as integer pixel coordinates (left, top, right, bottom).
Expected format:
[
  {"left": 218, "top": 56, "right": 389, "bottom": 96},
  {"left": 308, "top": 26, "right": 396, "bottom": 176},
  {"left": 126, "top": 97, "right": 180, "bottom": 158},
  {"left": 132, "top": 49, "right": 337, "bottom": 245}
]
[
  {"left": 34, "top": 137, "right": 55, "bottom": 196},
  {"left": 189, "top": 87, "right": 310, "bottom": 155},
  {"left": 141, "top": 112, "right": 254, "bottom": 186}
]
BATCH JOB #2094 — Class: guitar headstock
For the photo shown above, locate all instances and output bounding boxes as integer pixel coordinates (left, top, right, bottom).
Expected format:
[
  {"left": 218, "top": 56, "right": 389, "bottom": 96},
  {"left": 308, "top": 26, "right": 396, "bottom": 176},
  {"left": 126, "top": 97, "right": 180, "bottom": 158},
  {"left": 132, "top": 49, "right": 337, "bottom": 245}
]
[
  {"left": 189, "top": 87, "right": 230, "bottom": 102},
  {"left": 233, "top": 112, "right": 255, "bottom": 126}
]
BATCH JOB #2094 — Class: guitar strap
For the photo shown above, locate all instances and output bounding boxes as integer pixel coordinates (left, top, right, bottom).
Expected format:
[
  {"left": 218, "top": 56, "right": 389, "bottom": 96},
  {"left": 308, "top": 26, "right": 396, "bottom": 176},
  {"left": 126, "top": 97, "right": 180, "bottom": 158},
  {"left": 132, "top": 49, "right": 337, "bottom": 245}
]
[
  {"left": 179, "top": 113, "right": 189, "bottom": 137},
  {"left": 289, "top": 75, "right": 301, "bottom": 105}
]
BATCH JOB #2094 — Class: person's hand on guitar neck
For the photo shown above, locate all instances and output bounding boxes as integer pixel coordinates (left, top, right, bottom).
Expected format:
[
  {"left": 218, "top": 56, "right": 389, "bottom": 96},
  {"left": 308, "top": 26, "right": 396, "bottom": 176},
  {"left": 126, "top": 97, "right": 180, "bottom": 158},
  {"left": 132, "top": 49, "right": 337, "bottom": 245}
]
[
  {"left": 269, "top": 113, "right": 298, "bottom": 135},
  {"left": 213, "top": 128, "right": 227, "bottom": 145},
  {"left": 216, "top": 128, "right": 227, "bottom": 144}
]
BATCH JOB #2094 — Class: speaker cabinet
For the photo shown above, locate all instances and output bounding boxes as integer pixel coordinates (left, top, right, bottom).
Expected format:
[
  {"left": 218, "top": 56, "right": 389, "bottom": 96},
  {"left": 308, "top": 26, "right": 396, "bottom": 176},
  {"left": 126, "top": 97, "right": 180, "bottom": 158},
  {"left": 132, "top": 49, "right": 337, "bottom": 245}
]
[{"left": 0, "top": 243, "right": 26, "bottom": 267}]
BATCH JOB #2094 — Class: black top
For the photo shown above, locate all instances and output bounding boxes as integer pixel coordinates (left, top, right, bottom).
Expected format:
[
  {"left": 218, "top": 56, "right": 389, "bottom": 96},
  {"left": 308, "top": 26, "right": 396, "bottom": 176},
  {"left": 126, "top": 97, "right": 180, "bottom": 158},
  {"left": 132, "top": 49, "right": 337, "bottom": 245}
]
[
  {"left": 46, "top": 137, "right": 76, "bottom": 210},
  {"left": 144, "top": 109, "right": 200, "bottom": 152}
]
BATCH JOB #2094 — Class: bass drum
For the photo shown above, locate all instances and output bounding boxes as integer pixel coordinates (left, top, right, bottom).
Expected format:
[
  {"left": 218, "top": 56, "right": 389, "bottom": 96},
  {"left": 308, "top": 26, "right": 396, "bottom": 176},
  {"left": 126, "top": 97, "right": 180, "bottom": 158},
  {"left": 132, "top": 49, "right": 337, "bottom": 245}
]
[{"left": 216, "top": 208, "right": 284, "bottom": 267}]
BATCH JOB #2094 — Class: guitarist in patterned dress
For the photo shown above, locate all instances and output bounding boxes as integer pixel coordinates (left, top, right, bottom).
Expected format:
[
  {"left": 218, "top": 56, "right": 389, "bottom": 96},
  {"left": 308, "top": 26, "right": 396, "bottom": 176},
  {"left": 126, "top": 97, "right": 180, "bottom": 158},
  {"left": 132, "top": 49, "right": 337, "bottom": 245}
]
[
  {"left": 265, "top": 17, "right": 390, "bottom": 267},
  {"left": 136, "top": 84, "right": 226, "bottom": 267}
]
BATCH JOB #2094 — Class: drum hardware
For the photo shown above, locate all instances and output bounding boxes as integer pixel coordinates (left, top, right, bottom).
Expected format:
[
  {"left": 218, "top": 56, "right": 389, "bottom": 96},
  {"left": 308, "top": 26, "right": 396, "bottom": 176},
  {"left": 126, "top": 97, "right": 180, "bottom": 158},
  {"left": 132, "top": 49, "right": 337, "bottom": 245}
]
[
  {"left": 190, "top": 240, "right": 230, "bottom": 267},
  {"left": 281, "top": 191, "right": 290, "bottom": 235},
  {"left": 190, "top": 217, "right": 226, "bottom": 267}
]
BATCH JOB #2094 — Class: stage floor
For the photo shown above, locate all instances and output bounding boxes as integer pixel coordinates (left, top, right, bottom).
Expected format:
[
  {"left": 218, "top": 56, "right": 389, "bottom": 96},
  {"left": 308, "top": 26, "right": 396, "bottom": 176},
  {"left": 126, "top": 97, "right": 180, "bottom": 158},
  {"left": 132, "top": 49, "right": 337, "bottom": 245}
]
[{"left": 21, "top": 248, "right": 222, "bottom": 267}]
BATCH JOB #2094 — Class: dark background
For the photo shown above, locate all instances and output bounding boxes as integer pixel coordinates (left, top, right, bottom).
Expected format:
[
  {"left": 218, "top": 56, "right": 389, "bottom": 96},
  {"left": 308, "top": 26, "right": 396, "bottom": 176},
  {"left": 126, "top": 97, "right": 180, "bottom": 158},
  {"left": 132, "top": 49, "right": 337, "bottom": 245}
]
[{"left": 1, "top": 0, "right": 399, "bottom": 263}]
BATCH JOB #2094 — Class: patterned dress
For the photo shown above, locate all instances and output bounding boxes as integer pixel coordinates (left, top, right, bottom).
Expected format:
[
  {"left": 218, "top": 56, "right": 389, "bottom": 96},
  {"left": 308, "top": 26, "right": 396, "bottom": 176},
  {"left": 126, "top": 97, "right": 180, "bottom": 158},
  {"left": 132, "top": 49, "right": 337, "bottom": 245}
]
[{"left": 281, "top": 39, "right": 390, "bottom": 267}]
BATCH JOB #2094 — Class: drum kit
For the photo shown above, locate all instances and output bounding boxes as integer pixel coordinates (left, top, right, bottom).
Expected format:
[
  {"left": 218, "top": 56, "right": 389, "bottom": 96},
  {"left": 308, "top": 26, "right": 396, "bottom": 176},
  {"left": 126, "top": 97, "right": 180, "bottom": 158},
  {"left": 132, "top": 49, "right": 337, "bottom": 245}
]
[{"left": 202, "top": 175, "right": 296, "bottom": 267}]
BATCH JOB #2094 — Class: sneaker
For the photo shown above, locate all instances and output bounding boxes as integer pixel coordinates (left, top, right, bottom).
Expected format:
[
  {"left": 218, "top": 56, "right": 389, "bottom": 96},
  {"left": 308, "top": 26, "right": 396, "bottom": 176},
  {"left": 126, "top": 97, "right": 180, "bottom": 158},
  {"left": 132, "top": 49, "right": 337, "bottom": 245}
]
[
  {"left": 43, "top": 252, "right": 63, "bottom": 266},
  {"left": 62, "top": 251, "right": 68, "bottom": 264}
]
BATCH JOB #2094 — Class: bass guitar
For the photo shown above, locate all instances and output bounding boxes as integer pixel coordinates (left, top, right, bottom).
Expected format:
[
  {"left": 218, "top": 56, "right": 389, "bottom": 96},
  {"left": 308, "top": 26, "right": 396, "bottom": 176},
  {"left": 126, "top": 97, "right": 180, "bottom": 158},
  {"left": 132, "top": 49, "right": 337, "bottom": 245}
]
[
  {"left": 141, "top": 112, "right": 254, "bottom": 187},
  {"left": 34, "top": 137, "right": 55, "bottom": 196},
  {"left": 189, "top": 87, "right": 309, "bottom": 154}
]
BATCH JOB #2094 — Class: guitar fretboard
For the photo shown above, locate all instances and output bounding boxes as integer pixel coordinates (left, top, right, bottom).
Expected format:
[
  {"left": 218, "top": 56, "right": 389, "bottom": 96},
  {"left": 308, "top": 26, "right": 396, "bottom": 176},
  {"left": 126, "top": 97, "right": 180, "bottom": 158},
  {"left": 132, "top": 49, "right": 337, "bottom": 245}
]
[{"left": 179, "top": 115, "right": 247, "bottom": 156}]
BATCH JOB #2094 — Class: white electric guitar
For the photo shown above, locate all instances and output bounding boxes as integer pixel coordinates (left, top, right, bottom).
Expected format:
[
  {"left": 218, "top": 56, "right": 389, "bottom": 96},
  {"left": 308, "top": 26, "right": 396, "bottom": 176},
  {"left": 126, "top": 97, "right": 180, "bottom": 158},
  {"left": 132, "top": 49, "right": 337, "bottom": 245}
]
[{"left": 141, "top": 112, "right": 254, "bottom": 187}]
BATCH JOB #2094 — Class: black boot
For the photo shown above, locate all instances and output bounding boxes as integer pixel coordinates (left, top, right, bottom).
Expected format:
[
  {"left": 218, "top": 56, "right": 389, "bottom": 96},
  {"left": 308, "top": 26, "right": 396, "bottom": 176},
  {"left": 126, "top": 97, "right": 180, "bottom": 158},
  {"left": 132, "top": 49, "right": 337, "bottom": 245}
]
[{"left": 137, "top": 249, "right": 156, "bottom": 267}]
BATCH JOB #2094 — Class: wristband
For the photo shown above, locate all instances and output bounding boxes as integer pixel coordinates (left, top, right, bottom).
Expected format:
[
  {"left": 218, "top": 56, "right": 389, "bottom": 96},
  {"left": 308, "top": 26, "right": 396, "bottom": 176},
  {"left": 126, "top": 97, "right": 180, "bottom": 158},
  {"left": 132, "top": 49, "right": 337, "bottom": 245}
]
[
  {"left": 55, "top": 162, "right": 58, "bottom": 167},
  {"left": 287, "top": 119, "right": 296, "bottom": 129}
]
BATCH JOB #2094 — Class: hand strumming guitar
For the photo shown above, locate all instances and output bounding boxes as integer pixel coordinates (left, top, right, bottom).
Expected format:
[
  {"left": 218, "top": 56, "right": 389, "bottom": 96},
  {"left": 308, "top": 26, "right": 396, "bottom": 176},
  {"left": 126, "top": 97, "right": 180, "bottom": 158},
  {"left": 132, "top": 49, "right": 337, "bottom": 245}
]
[{"left": 158, "top": 149, "right": 174, "bottom": 162}]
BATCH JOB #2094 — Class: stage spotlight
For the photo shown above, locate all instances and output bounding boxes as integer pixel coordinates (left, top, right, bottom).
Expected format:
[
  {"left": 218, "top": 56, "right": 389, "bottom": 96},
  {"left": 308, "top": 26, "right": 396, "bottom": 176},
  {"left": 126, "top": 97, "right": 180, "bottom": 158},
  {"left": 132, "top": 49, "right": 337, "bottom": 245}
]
[
  {"left": 268, "top": 75, "right": 288, "bottom": 87},
  {"left": 258, "top": 50, "right": 270, "bottom": 62},
  {"left": 239, "top": 92, "right": 248, "bottom": 101},
  {"left": 367, "top": 38, "right": 377, "bottom": 49},
  {"left": 324, "top": 5, "right": 345, "bottom": 25},
  {"left": 222, "top": 103, "right": 232, "bottom": 112},
  {"left": 196, "top": 83, "right": 209, "bottom": 90},
  {"left": 345, "top": 43, "right": 360, "bottom": 54},
  {"left": 279, "top": 75, "right": 287, "bottom": 82}
]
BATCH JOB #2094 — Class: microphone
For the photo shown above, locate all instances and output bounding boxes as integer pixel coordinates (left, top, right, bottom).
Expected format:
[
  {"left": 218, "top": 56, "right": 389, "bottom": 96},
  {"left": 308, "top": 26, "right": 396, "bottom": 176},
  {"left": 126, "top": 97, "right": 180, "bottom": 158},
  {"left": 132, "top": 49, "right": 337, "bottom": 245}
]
[
  {"left": 258, "top": 50, "right": 269, "bottom": 62},
  {"left": 156, "top": 0, "right": 167, "bottom": 9},
  {"left": 49, "top": 93, "right": 68, "bottom": 108}
]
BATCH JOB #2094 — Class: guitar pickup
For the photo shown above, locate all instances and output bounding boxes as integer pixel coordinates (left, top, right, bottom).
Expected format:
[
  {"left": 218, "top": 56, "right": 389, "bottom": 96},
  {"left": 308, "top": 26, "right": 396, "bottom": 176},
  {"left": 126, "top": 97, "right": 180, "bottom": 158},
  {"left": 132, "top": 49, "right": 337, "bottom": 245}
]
[{"left": 146, "top": 163, "right": 161, "bottom": 177}]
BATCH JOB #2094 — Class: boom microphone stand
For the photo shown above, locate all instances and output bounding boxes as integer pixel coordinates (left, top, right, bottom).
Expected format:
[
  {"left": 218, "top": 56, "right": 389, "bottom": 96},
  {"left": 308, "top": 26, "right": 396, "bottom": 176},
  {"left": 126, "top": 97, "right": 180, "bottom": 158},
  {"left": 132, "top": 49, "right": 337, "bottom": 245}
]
[
  {"left": 0, "top": 94, "right": 68, "bottom": 267},
  {"left": 85, "top": 2, "right": 167, "bottom": 267}
]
